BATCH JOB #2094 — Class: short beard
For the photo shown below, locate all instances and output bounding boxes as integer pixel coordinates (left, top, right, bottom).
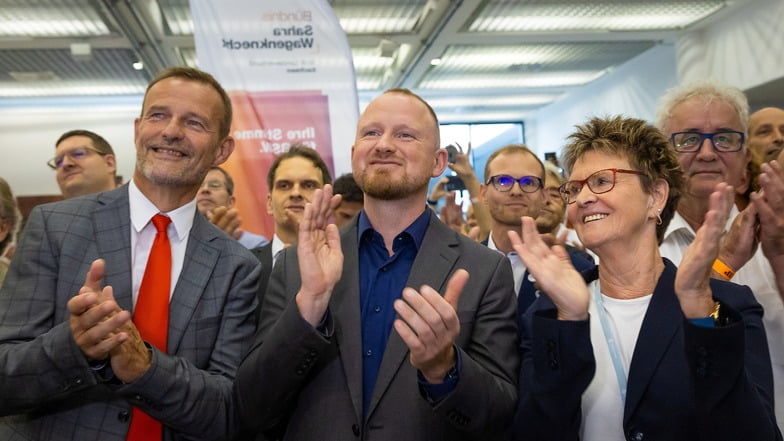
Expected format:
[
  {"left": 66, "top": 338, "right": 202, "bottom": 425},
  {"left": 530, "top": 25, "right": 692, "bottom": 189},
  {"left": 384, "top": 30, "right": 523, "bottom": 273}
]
[
  {"left": 536, "top": 218, "right": 559, "bottom": 234},
  {"left": 356, "top": 169, "right": 428, "bottom": 201},
  {"left": 137, "top": 155, "right": 206, "bottom": 188}
]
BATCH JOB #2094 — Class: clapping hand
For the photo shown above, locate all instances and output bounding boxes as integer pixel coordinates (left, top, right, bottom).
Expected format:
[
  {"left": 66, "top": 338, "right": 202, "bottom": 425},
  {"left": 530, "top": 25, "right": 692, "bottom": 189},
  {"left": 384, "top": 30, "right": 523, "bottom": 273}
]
[
  {"left": 675, "top": 183, "right": 734, "bottom": 318},
  {"left": 394, "top": 269, "right": 467, "bottom": 383},
  {"left": 295, "top": 184, "right": 343, "bottom": 326},
  {"left": 509, "top": 216, "right": 589, "bottom": 321},
  {"left": 68, "top": 259, "right": 131, "bottom": 361}
]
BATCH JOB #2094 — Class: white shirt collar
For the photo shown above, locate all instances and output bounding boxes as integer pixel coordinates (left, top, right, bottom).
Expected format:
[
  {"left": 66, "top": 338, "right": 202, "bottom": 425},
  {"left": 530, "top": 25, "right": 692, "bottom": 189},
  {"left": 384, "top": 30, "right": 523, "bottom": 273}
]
[
  {"left": 664, "top": 204, "right": 740, "bottom": 242},
  {"left": 271, "top": 234, "right": 287, "bottom": 260},
  {"left": 128, "top": 179, "right": 195, "bottom": 240},
  {"left": 487, "top": 231, "right": 517, "bottom": 257}
]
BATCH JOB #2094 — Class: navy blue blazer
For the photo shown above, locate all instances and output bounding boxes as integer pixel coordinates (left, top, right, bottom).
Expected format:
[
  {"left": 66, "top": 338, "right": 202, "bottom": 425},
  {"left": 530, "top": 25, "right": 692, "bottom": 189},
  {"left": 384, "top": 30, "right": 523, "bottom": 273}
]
[{"left": 513, "top": 259, "right": 780, "bottom": 441}]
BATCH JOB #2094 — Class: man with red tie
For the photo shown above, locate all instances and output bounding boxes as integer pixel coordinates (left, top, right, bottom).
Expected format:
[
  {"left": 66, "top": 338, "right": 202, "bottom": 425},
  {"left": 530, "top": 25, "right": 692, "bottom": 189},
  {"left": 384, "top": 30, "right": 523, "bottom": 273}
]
[{"left": 0, "top": 67, "right": 260, "bottom": 440}]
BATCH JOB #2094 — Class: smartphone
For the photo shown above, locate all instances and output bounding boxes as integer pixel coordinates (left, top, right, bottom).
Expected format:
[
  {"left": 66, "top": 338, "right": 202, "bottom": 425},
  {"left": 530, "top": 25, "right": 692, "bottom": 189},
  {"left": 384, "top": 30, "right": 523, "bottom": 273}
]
[
  {"left": 444, "top": 175, "right": 466, "bottom": 192},
  {"left": 445, "top": 142, "right": 464, "bottom": 163},
  {"left": 445, "top": 144, "right": 458, "bottom": 163}
]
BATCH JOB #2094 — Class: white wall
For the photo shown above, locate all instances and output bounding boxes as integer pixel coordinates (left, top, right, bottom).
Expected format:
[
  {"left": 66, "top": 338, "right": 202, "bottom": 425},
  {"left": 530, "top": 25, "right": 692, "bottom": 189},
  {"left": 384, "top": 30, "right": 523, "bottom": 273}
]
[
  {"left": 526, "top": 44, "right": 678, "bottom": 159},
  {"left": 527, "top": 0, "right": 784, "bottom": 163},
  {"left": 0, "top": 97, "right": 140, "bottom": 196},
  {"left": 677, "top": 0, "right": 784, "bottom": 91}
]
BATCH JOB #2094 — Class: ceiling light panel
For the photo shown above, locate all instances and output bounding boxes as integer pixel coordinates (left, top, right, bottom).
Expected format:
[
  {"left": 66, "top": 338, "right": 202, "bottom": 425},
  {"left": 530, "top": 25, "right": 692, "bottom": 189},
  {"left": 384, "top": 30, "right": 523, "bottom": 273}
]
[
  {"left": 1, "top": 81, "right": 145, "bottom": 97},
  {"left": 180, "top": 47, "right": 198, "bottom": 67},
  {"left": 431, "top": 41, "right": 656, "bottom": 75},
  {"left": 158, "top": 0, "right": 428, "bottom": 36},
  {"left": 0, "top": 49, "right": 147, "bottom": 89},
  {"left": 419, "top": 71, "right": 606, "bottom": 90},
  {"left": 158, "top": 0, "right": 193, "bottom": 36},
  {"left": 352, "top": 46, "right": 393, "bottom": 90},
  {"left": 427, "top": 94, "right": 562, "bottom": 108},
  {"left": 330, "top": 0, "right": 427, "bottom": 34},
  {"left": 0, "top": 0, "right": 110, "bottom": 37},
  {"left": 470, "top": 0, "right": 725, "bottom": 32},
  {"left": 352, "top": 47, "right": 394, "bottom": 71}
]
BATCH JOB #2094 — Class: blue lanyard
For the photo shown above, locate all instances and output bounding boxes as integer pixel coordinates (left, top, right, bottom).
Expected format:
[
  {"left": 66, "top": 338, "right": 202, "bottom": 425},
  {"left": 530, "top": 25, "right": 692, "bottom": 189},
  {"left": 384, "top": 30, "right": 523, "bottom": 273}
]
[{"left": 592, "top": 281, "right": 628, "bottom": 403}]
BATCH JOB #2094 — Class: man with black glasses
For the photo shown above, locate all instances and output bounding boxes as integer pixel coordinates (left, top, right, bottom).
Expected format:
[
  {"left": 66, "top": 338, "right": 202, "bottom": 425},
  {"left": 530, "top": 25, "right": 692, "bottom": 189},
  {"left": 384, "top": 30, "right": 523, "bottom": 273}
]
[
  {"left": 479, "top": 144, "right": 593, "bottom": 332},
  {"left": 656, "top": 80, "right": 784, "bottom": 428},
  {"left": 50, "top": 129, "right": 118, "bottom": 199}
]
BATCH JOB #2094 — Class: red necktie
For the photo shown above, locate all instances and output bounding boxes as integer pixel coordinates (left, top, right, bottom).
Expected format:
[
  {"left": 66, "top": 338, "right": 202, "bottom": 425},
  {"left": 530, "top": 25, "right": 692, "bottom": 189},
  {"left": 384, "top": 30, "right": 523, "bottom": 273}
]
[{"left": 127, "top": 214, "right": 171, "bottom": 441}]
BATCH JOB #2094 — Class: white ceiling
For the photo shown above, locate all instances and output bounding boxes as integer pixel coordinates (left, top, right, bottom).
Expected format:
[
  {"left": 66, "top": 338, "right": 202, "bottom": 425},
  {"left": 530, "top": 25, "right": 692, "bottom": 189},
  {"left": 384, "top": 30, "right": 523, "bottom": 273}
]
[{"left": 0, "top": 0, "right": 774, "bottom": 122}]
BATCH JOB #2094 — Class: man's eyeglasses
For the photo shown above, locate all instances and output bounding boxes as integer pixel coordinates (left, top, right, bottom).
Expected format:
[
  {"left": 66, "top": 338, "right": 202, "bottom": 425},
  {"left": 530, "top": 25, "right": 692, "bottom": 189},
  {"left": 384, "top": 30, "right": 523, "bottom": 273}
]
[
  {"left": 47, "top": 146, "right": 105, "bottom": 169},
  {"left": 486, "top": 175, "right": 543, "bottom": 193},
  {"left": 201, "top": 180, "right": 226, "bottom": 191},
  {"left": 559, "top": 168, "right": 645, "bottom": 204},
  {"left": 670, "top": 131, "right": 745, "bottom": 153}
]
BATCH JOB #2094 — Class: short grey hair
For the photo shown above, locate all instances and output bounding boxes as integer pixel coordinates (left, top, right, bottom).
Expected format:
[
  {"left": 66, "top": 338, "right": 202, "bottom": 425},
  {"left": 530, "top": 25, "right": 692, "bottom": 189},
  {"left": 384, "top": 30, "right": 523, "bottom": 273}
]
[{"left": 655, "top": 79, "right": 749, "bottom": 135}]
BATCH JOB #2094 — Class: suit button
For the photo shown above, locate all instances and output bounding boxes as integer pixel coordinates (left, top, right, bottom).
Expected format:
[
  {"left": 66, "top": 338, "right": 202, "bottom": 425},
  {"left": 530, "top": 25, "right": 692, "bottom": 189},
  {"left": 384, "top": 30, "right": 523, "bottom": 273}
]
[
  {"left": 628, "top": 429, "right": 643, "bottom": 441},
  {"left": 351, "top": 424, "right": 360, "bottom": 436},
  {"left": 117, "top": 411, "right": 130, "bottom": 422}
]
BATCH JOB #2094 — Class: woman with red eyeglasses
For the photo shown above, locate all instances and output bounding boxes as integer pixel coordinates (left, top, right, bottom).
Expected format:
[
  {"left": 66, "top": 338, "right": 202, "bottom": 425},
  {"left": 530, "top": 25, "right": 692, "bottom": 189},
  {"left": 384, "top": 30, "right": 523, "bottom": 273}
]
[{"left": 510, "top": 116, "right": 780, "bottom": 441}]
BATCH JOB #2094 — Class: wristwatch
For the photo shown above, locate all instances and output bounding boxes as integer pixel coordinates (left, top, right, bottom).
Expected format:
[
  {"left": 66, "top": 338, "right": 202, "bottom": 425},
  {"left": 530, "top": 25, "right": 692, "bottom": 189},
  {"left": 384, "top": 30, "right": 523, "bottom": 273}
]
[{"left": 709, "top": 301, "right": 721, "bottom": 324}]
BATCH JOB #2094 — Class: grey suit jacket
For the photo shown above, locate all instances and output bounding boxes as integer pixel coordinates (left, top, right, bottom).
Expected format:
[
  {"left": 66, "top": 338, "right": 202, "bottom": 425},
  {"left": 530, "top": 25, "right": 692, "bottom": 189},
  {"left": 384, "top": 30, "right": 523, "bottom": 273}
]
[
  {"left": 236, "top": 210, "right": 519, "bottom": 441},
  {"left": 0, "top": 186, "right": 261, "bottom": 441}
]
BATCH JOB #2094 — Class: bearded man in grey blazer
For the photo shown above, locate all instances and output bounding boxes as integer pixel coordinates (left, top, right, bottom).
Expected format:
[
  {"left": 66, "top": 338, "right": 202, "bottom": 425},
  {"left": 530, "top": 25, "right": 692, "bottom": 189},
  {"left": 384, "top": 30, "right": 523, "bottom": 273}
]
[
  {"left": 0, "top": 67, "right": 260, "bottom": 440},
  {"left": 236, "top": 88, "right": 519, "bottom": 440}
]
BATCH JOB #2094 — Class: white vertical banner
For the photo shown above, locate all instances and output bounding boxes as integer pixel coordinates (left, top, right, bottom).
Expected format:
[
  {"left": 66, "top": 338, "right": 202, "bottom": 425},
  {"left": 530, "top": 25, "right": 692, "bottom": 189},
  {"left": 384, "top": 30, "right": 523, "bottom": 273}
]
[{"left": 190, "top": 0, "right": 358, "bottom": 238}]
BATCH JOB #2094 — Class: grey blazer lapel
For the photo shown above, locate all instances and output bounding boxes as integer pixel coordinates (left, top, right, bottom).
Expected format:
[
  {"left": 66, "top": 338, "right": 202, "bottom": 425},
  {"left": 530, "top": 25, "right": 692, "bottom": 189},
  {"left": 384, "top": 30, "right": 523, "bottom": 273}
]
[
  {"left": 167, "top": 213, "right": 221, "bottom": 353},
  {"left": 92, "top": 187, "right": 134, "bottom": 312},
  {"left": 367, "top": 213, "right": 461, "bottom": 417},
  {"left": 332, "top": 226, "right": 364, "bottom": 421}
]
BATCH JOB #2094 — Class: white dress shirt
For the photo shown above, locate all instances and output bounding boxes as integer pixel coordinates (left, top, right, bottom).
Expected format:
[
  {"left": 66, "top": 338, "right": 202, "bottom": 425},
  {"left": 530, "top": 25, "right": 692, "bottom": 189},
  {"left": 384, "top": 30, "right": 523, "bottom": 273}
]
[
  {"left": 129, "top": 180, "right": 194, "bottom": 307},
  {"left": 487, "top": 231, "right": 525, "bottom": 295}
]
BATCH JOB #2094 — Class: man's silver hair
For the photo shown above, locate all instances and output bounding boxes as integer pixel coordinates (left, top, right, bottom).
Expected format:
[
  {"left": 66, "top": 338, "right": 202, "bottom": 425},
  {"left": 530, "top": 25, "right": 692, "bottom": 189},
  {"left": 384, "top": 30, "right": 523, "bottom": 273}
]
[{"left": 655, "top": 79, "right": 749, "bottom": 135}]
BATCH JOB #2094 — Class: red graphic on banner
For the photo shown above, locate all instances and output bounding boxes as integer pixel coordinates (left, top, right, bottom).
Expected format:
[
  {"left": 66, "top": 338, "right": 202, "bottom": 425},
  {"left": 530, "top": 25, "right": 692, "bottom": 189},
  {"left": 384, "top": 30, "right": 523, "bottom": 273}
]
[{"left": 223, "top": 90, "right": 334, "bottom": 239}]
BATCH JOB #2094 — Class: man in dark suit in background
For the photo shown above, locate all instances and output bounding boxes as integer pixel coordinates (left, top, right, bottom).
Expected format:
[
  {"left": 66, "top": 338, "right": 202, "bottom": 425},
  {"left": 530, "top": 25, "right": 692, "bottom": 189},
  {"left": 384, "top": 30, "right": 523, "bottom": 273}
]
[
  {"left": 332, "top": 172, "right": 364, "bottom": 229},
  {"left": 0, "top": 66, "right": 260, "bottom": 440},
  {"left": 250, "top": 144, "right": 331, "bottom": 310},
  {"left": 236, "top": 88, "right": 519, "bottom": 441},
  {"left": 479, "top": 144, "right": 594, "bottom": 335}
]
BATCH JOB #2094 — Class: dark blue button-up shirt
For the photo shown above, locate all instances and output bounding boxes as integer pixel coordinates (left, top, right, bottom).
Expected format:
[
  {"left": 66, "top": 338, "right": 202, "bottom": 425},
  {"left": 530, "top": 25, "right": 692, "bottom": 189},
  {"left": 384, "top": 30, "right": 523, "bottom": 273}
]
[{"left": 358, "top": 208, "right": 430, "bottom": 416}]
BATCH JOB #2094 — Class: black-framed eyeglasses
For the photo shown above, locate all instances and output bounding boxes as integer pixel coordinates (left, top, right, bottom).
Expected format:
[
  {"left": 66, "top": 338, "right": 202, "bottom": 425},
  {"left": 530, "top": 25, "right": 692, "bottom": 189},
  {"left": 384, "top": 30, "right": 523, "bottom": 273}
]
[
  {"left": 670, "top": 131, "right": 745, "bottom": 153},
  {"left": 47, "top": 146, "right": 106, "bottom": 169},
  {"left": 486, "top": 174, "right": 543, "bottom": 193},
  {"left": 559, "top": 168, "right": 645, "bottom": 204}
]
